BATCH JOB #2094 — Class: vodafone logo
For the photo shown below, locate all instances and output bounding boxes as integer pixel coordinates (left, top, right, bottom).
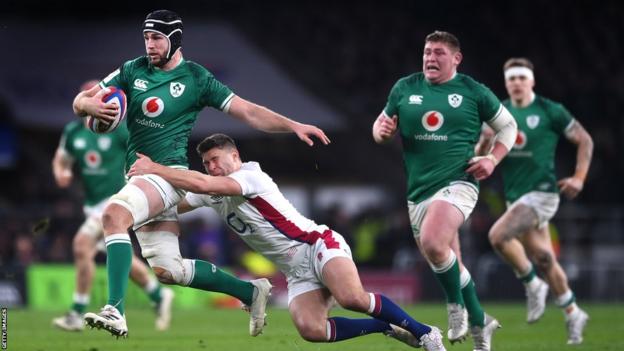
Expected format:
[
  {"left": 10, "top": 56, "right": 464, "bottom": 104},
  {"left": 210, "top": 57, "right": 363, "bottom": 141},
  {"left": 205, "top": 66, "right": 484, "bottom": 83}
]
[
  {"left": 514, "top": 130, "right": 527, "bottom": 149},
  {"left": 85, "top": 151, "right": 101, "bottom": 168},
  {"left": 142, "top": 97, "right": 164, "bottom": 118},
  {"left": 422, "top": 111, "right": 444, "bottom": 132}
]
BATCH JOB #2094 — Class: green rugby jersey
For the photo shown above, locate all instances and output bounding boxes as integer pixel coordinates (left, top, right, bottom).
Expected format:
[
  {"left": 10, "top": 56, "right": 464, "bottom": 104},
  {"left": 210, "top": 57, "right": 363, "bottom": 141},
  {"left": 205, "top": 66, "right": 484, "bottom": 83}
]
[
  {"left": 59, "top": 121, "right": 128, "bottom": 206},
  {"left": 384, "top": 73, "right": 503, "bottom": 203},
  {"left": 100, "top": 56, "right": 234, "bottom": 172},
  {"left": 500, "top": 94, "right": 575, "bottom": 202}
]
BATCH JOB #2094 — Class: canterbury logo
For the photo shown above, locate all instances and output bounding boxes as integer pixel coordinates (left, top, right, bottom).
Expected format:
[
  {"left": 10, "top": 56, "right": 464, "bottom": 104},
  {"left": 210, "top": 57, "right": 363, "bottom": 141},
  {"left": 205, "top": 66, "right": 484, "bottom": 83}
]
[{"left": 134, "top": 79, "right": 148, "bottom": 91}]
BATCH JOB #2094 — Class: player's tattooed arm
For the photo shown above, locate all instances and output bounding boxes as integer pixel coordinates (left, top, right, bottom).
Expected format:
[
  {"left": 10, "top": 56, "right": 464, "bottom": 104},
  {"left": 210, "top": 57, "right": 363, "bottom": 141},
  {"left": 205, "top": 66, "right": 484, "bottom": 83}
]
[{"left": 559, "top": 121, "right": 594, "bottom": 199}]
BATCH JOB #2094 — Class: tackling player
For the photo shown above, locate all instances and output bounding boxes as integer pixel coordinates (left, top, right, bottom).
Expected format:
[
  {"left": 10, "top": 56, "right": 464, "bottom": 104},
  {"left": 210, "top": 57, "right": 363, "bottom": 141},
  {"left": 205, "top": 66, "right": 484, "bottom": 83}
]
[
  {"left": 372, "top": 31, "right": 518, "bottom": 351},
  {"left": 479, "top": 57, "right": 593, "bottom": 344},
  {"left": 127, "top": 133, "right": 446, "bottom": 351},
  {"left": 72, "top": 10, "right": 329, "bottom": 337},
  {"left": 52, "top": 80, "right": 173, "bottom": 332}
]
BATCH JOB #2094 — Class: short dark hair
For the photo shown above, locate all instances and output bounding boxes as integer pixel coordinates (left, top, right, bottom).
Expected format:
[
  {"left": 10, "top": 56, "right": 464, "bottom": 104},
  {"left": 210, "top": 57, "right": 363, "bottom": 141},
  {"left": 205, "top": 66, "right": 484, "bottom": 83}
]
[
  {"left": 503, "top": 57, "right": 534, "bottom": 72},
  {"left": 425, "top": 31, "right": 461, "bottom": 52},
  {"left": 196, "top": 133, "right": 237, "bottom": 156}
]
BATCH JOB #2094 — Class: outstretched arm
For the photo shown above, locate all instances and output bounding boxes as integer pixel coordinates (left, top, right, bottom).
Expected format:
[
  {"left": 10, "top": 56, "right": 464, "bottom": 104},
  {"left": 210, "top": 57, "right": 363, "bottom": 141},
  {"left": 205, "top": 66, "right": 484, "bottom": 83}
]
[
  {"left": 127, "top": 153, "right": 243, "bottom": 196},
  {"left": 227, "top": 96, "right": 330, "bottom": 146},
  {"left": 558, "top": 121, "right": 593, "bottom": 199}
]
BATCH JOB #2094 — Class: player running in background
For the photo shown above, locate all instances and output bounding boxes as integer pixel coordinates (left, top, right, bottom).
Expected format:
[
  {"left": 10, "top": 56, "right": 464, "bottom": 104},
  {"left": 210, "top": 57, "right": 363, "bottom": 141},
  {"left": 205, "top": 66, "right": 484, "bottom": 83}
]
[
  {"left": 372, "top": 31, "right": 518, "bottom": 351},
  {"left": 478, "top": 58, "right": 593, "bottom": 344},
  {"left": 72, "top": 10, "right": 330, "bottom": 337},
  {"left": 127, "top": 133, "right": 446, "bottom": 351},
  {"left": 52, "top": 80, "right": 174, "bottom": 332}
]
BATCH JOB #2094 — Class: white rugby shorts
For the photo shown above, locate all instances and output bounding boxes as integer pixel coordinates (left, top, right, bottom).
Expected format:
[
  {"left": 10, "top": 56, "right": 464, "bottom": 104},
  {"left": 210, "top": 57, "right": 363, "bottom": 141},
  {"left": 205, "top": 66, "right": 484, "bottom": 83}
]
[
  {"left": 285, "top": 231, "right": 352, "bottom": 305},
  {"left": 507, "top": 191, "right": 560, "bottom": 229},
  {"left": 407, "top": 181, "right": 479, "bottom": 238}
]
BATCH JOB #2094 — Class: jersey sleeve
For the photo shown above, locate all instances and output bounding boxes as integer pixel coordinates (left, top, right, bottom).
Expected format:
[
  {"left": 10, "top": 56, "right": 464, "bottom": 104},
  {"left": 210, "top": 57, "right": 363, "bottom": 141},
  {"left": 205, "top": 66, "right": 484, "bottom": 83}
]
[
  {"left": 477, "top": 84, "right": 503, "bottom": 122},
  {"left": 192, "top": 64, "right": 235, "bottom": 111},
  {"left": 185, "top": 192, "right": 211, "bottom": 208},
  {"left": 227, "top": 169, "right": 270, "bottom": 197},
  {"left": 100, "top": 60, "right": 133, "bottom": 92},
  {"left": 550, "top": 103, "right": 575, "bottom": 134},
  {"left": 383, "top": 80, "right": 402, "bottom": 117}
]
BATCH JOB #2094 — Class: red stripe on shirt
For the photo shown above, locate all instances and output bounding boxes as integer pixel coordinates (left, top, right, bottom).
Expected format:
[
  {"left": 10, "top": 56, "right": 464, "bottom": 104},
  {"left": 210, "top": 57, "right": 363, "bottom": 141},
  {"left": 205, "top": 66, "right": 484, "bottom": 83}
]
[{"left": 248, "top": 196, "right": 339, "bottom": 248}]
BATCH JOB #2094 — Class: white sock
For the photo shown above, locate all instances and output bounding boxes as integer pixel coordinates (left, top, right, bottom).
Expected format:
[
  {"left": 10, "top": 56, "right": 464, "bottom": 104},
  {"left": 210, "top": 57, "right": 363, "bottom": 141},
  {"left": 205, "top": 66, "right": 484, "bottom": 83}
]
[
  {"left": 555, "top": 290, "right": 578, "bottom": 316},
  {"left": 430, "top": 250, "right": 457, "bottom": 273},
  {"left": 144, "top": 277, "right": 159, "bottom": 293},
  {"left": 73, "top": 292, "right": 90, "bottom": 305}
]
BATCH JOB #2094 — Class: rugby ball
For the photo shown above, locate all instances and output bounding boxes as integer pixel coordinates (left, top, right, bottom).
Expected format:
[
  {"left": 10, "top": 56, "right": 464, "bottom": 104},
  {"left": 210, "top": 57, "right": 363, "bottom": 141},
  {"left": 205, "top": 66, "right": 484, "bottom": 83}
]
[{"left": 86, "top": 87, "right": 127, "bottom": 134}]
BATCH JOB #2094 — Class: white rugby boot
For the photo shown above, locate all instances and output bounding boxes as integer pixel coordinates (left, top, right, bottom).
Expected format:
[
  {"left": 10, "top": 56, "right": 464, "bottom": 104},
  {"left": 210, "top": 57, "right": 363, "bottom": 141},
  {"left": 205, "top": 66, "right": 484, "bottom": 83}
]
[
  {"left": 566, "top": 308, "right": 589, "bottom": 345},
  {"left": 470, "top": 313, "right": 501, "bottom": 351},
  {"left": 84, "top": 305, "right": 128, "bottom": 338},
  {"left": 447, "top": 303, "right": 469, "bottom": 344},
  {"left": 155, "top": 287, "right": 175, "bottom": 331},
  {"left": 52, "top": 310, "right": 84, "bottom": 332},
  {"left": 243, "top": 278, "right": 272, "bottom": 336},
  {"left": 384, "top": 324, "right": 446, "bottom": 350},
  {"left": 526, "top": 278, "right": 549, "bottom": 323}
]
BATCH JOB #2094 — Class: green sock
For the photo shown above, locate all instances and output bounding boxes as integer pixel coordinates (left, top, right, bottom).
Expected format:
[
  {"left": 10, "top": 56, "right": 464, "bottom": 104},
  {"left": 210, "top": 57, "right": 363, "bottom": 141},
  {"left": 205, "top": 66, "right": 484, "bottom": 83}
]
[
  {"left": 189, "top": 260, "right": 254, "bottom": 305},
  {"left": 71, "top": 302, "right": 87, "bottom": 314},
  {"left": 518, "top": 265, "right": 537, "bottom": 284},
  {"left": 146, "top": 285, "right": 162, "bottom": 304},
  {"left": 105, "top": 235, "right": 133, "bottom": 315},
  {"left": 461, "top": 279, "right": 485, "bottom": 327},
  {"left": 432, "top": 254, "right": 464, "bottom": 306}
]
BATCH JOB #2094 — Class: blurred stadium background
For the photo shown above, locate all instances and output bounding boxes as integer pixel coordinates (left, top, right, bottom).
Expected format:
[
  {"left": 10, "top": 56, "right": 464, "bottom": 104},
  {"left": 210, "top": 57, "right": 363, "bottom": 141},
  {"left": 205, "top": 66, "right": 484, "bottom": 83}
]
[{"left": 1, "top": 0, "right": 623, "bottom": 349}]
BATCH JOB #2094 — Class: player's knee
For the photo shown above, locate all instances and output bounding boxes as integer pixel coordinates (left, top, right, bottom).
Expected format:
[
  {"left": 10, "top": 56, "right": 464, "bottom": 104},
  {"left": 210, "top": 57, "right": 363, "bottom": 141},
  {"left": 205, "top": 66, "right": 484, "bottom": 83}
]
[
  {"left": 136, "top": 231, "right": 193, "bottom": 285},
  {"left": 419, "top": 238, "right": 447, "bottom": 262},
  {"left": 152, "top": 266, "right": 176, "bottom": 285},
  {"left": 101, "top": 205, "right": 132, "bottom": 233},
  {"left": 143, "top": 251, "right": 194, "bottom": 286},
  {"left": 334, "top": 292, "right": 368, "bottom": 312},
  {"left": 294, "top": 319, "right": 326, "bottom": 342},
  {"left": 72, "top": 234, "right": 95, "bottom": 261},
  {"left": 488, "top": 228, "right": 505, "bottom": 248},
  {"left": 534, "top": 250, "right": 553, "bottom": 272}
]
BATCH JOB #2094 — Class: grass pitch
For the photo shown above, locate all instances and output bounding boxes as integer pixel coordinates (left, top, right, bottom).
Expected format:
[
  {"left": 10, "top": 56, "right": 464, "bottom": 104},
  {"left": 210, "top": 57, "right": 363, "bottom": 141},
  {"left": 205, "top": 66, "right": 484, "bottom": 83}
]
[{"left": 6, "top": 303, "right": 624, "bottom": 351}]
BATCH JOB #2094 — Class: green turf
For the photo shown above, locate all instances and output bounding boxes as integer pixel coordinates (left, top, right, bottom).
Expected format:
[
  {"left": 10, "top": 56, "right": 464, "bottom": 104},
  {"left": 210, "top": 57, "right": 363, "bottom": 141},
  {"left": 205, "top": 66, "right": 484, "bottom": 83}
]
[{"left": 6, "top": 303, "right": 624, "bottom": 351}]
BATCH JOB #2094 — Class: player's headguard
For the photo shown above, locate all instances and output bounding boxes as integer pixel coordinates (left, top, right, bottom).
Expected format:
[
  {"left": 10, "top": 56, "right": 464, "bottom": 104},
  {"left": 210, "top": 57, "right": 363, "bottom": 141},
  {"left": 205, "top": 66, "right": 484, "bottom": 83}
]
[{"left": 143, "top": 10, "right": 183, "bottom": 62}]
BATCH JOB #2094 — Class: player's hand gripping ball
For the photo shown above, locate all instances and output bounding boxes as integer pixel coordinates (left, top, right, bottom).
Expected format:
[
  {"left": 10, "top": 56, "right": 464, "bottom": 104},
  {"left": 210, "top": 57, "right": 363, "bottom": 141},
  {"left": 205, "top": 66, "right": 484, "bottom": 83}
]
[{"left": 86, "top": 87, "right": 127, "bottom": 133}]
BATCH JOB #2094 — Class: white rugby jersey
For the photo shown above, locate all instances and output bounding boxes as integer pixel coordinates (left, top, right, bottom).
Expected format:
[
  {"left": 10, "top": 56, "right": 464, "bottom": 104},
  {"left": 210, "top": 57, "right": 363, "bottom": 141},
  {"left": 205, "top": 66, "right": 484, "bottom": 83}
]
[{"left": 185, "top": 162, "right": 340, "bottom": 274}]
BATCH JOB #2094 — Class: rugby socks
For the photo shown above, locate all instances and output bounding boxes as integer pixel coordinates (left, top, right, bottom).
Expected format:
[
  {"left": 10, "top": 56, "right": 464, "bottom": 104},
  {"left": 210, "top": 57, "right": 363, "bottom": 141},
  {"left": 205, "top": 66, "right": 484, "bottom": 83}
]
[
  {"left": 144, "top": 277, "right": 163, "bottom": 304},
  {"left": 460, "top": 269, "right": 485, "bottom": 327},
  {"left": 189, "top": 260, "right": 255, "bottom": 306},
  {"left": 431, "top": 250, "right": 464, "bottom": 306},
  {"left": 367, "top": 293, "right": 432, "bottom": 339},
  {"left": 105, "top": 233, "right": 133, "bottom": 315},
  {"left": 326, "top": 317, "right": 391, "bottom": 342},
  {"left": 556, "top": 290, "right": 579, "bottom": 317},
  {"left": 71, "top": 292, "right": 90, "bottom": 314},
  {"left": 516, "top": 263, "right": 541, "bottom": 291}
]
